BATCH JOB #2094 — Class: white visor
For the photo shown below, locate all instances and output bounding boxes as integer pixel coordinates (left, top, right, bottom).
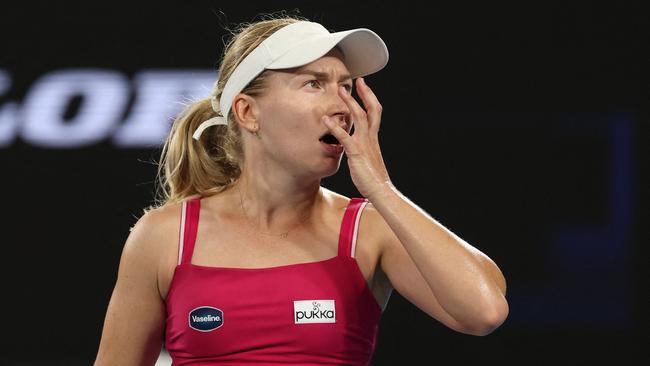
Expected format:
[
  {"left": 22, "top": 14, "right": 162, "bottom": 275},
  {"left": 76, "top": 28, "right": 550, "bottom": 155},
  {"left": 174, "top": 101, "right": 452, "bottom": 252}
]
[{"left": 192, "top": 21, "right": 389, "bottom": 140}]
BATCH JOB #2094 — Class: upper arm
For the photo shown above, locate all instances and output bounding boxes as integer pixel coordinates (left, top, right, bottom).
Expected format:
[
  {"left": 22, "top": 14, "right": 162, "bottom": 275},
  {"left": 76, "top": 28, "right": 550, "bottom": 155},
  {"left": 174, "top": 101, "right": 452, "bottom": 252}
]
[
  {"left": 94, "top": 208, "right": 174, "bottom": 366},
  {"left": 367, "top": 205, "right": 473, "bottom": 333}
]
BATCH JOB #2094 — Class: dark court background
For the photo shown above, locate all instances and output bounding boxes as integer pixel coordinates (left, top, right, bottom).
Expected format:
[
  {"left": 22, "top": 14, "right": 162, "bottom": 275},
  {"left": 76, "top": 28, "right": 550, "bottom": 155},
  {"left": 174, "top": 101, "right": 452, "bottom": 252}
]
[{"left": 1, "top": 1, "right": 647, "bottom": 365}]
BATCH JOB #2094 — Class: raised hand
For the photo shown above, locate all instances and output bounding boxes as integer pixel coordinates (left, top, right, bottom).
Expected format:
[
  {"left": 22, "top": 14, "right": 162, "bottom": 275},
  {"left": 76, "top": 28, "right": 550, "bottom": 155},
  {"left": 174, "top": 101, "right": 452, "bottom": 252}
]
[{"left": 322, "top": 77, "right": 393, "bottom": 200}]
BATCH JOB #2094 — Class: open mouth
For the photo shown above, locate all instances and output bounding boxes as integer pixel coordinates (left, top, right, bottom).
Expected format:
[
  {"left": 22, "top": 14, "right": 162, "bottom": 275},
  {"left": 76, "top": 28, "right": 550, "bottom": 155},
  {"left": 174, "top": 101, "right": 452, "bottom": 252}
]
[{"left": 319, "top": 133, "right": 340, "bottom": 145}]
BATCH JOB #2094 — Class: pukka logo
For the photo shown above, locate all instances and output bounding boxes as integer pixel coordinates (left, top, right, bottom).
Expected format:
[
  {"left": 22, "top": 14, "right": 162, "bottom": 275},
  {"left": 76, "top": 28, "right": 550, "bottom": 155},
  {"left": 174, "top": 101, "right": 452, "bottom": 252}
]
[
  {"left": 294, "top": 300, "right": 336, "bottom": 324},
  {"left": 189, "top": 306, "right": 224, "bottom": 332}
]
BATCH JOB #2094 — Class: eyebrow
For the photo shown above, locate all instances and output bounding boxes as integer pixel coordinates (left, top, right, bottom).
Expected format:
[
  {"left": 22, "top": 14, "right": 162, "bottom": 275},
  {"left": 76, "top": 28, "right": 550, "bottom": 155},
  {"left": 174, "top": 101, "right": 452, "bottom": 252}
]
[{"left": 297, "top": 70, "right": 352, "bottom": 82}]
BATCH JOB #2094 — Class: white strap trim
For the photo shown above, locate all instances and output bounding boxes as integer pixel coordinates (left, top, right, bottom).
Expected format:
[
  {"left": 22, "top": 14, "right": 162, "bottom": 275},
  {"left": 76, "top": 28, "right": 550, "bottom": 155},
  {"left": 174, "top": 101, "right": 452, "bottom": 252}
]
[
  {"left": 178, "top": 201, "right": 187, "bottom": 265},
  {"left": 350, "top": 201, "right": 368, "bottom": 258},
  {"left": 192, "top": 116, "right": 228, "bottom": 140}
]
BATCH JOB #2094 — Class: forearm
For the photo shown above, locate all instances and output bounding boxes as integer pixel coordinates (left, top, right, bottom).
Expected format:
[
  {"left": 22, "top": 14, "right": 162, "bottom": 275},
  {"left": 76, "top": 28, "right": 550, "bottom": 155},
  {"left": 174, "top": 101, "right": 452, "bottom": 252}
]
[{"left": 368, "top": 183, "right": 508, "bottom": 327}]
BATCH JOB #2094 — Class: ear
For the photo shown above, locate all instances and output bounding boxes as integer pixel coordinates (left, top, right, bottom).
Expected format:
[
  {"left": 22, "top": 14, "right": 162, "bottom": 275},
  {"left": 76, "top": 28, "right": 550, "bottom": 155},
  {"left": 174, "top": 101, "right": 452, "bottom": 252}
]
[{"left": 231, "top": 94, "right": 259, "bottom": 133}]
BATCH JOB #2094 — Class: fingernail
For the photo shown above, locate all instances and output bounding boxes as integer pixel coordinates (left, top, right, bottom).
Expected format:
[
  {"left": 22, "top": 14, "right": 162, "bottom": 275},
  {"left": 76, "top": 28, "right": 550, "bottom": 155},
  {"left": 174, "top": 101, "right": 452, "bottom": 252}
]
[{"left": 322, "top": 115, "right": 333, "bottom": 127}]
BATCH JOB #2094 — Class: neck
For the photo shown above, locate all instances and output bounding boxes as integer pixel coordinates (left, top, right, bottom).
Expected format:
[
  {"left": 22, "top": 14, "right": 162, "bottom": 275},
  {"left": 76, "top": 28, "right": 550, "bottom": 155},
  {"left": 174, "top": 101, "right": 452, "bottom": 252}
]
[{"left": 235, "top": 167, "right": 322, "bottom": 234}]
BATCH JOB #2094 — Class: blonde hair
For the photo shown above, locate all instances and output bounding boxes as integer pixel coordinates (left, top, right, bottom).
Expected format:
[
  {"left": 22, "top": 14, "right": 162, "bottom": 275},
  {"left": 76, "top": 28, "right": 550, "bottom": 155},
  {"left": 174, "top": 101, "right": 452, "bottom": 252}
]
[{"left": 149, "top": 13, "right": 308, "bottom": 211}]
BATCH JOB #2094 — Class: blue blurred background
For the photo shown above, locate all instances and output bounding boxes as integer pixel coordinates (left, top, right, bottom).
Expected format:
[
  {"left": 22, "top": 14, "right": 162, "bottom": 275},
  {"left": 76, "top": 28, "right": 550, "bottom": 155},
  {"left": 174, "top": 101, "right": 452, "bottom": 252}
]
[{"left": 1, "top": 1, "right": 646, "bottom": 365}]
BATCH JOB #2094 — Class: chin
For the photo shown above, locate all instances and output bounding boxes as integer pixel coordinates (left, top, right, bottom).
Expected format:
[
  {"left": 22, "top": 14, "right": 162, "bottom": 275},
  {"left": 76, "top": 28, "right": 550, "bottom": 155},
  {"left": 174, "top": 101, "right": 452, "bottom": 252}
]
[
  {"left": 320, "top": 159, "right": 343, "bottom": 178},
  {"left": 305, "top": 157, "right": 342, "bottom": 180}
]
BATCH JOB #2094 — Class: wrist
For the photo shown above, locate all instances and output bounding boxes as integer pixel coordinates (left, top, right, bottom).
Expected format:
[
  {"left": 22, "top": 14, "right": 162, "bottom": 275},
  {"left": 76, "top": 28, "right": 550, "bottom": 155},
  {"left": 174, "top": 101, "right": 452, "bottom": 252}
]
[{"left": 366, "top": 181, "right": 397, "bottom": 203}]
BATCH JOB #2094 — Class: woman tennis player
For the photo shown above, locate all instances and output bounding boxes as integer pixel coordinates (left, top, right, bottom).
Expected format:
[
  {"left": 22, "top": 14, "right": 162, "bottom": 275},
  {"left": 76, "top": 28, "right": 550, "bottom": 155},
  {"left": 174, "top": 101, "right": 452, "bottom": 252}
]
[{"left": 94, "top": 14, "right": 508, "bottom": 366}]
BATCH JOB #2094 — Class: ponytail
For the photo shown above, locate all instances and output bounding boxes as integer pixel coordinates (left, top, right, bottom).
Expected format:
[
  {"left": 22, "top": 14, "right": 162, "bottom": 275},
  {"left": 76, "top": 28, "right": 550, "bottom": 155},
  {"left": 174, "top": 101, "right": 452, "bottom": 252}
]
[
  {"left": 147, "top": 14, "right": 307, "bottom": 212},
  {"left": 152, "top": 97, "right": 243, "bottom": 209}
]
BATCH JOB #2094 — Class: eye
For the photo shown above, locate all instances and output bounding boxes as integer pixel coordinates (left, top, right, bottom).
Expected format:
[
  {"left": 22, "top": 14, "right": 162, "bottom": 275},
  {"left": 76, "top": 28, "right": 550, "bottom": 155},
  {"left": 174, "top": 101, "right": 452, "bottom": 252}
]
[
  {"left": 342, "top": 84, "right": 353, "bottom": 92},
  {"left": 306, "top": 79, "right": 321, "bottom": 88}
]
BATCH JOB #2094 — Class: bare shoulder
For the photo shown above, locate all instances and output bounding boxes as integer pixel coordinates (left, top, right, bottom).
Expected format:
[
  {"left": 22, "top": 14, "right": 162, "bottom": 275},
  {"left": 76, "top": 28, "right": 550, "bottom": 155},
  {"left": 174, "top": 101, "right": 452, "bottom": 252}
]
[
  {"left": 319, "top": 187, "right": 389, "bottom": 246},
  {"left": 126, "top": 201, "right": 183, "bottom": 254},
  {"left": 358, "top": 202, "right": 394, "bottom": 253},
  {"left": 120, "top": 200, "right": 186, "bottom": 290}
]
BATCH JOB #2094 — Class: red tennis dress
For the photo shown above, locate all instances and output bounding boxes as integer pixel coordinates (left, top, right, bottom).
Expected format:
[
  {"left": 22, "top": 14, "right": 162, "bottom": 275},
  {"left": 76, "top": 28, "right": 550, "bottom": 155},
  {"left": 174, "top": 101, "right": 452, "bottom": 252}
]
[{"left": 164, "top": 196, "right": 382, "bottom": 365}]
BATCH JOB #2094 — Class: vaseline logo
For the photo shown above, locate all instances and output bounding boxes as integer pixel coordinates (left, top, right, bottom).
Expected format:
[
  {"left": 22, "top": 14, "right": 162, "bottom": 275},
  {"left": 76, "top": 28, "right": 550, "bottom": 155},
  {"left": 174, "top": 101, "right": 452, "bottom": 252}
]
[
  {"left": 189, "top": 306, "right": 224, "bottom": 332},
  {"left": 294, "top": 300, "right": 336, "bottom": 324}
]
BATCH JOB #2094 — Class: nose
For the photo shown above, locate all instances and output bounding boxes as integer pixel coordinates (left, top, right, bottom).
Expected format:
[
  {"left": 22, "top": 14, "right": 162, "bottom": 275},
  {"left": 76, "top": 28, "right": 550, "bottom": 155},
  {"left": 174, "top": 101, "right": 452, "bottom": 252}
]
[{"left": 325, "top": 85, "right": 351, "bottom": 127}]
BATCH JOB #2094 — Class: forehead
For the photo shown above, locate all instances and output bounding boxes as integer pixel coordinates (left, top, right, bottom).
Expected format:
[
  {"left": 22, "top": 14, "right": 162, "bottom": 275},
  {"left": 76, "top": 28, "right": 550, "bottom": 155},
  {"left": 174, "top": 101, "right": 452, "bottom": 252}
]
[{"left": 271, "top": 48, "right": 350, "bottom": 80}]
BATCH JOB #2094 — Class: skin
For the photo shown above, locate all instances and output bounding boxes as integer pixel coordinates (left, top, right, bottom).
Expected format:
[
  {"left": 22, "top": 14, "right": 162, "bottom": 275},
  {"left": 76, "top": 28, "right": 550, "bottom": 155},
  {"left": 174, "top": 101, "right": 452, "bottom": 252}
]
[{"left": 94, "top": 48, "right": 508, "bottom": 366}]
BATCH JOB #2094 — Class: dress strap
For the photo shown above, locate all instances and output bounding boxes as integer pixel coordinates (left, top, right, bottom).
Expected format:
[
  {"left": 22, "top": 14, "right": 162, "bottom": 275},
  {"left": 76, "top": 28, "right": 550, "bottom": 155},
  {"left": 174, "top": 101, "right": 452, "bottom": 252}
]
[
  {"left": 337, "top": 197, "right": 369, "bottom": 259},
  {"left": 177, "top": 197, "right": 201, "bottom": 265}
]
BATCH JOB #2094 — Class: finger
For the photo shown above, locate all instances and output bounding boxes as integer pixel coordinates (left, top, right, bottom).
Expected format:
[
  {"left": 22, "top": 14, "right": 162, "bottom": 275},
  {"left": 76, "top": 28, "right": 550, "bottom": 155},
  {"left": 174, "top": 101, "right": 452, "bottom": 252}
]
[
  {"left": 356, "top": 78, "right": 383, "bottom": 135},
  {"left": 322, "top": 115, "right": 355, "bottom": 151},
  {"left": 337, "top": 85, "right": 369, "bottom": 134}
]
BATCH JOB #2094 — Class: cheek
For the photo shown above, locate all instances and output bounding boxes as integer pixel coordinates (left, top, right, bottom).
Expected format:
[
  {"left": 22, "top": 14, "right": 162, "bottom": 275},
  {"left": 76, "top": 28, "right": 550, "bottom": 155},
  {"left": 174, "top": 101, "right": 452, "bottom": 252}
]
[
  {"left": 259, "top": 93, "right": 292, "bottom": 121},
  {"left": 260, "top": 95, "right": 319, "bottom": 130}
]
